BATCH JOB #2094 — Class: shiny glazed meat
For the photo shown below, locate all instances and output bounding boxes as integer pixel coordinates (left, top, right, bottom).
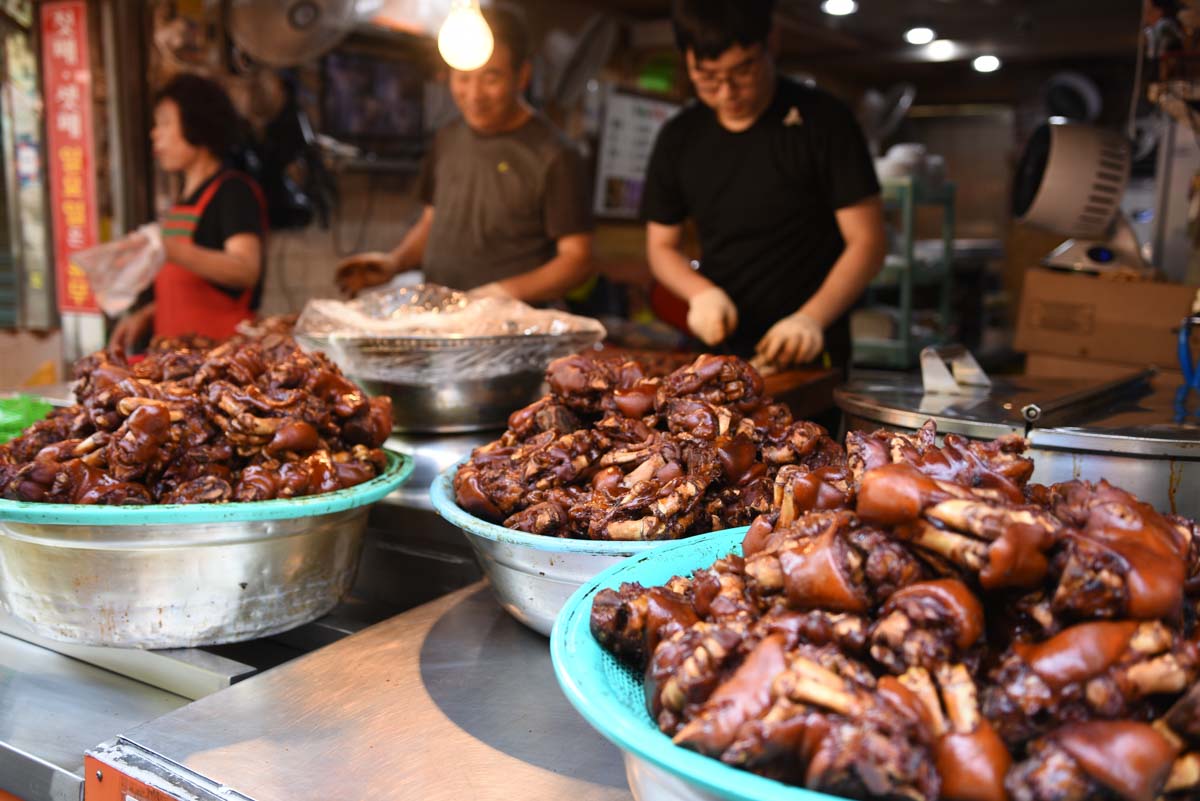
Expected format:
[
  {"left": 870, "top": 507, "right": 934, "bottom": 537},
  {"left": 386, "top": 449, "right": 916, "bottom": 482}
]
[
  {"left": 455, "top": 353, "right": 849, "bottom": 540},
  {"left": 456, "top": 357, "right": 1032, "bottom": 542},
  {"left": 591, "top": 434, "right": 1200, "bottom": 801},
  {"left": 0, "top": 335, "right": 391, "bottom": 504}
]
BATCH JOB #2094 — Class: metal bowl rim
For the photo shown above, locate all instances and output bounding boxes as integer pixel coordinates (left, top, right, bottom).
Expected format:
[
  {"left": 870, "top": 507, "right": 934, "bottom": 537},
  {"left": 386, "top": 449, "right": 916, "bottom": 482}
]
[
  {"left": 0, "top": 450, "right": 413, "bottom": 526},
  {"left": 430, "top": 460, "right": 748, "bottom": 556},
  {"left": 296, "top": 329, "right": 604, "bottom": 352}
]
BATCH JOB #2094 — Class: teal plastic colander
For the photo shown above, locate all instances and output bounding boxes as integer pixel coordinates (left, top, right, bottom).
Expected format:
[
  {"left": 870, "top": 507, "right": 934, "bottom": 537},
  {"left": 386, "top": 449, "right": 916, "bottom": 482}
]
[
  {"left": 0, "top": 450, "right": 412, "bottom": 525},
  {"left": 550, "top": 527, "right": 853, "bottom": 801}
]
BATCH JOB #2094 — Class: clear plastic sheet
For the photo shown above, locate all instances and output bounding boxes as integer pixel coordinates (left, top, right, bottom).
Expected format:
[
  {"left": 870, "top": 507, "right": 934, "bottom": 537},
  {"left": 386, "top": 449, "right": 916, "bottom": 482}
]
[
  {"left": 72, "top": 224, "right": 165, "bottom": 317},
  {"left": 293, "top": 284, "right": 606, "bottom": 385}
]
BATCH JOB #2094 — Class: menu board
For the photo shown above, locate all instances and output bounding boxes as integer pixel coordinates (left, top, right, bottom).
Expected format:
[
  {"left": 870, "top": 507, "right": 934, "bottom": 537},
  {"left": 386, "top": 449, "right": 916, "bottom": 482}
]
[{"left": 593, "top": 88, "right": 679, "bottom": 220}]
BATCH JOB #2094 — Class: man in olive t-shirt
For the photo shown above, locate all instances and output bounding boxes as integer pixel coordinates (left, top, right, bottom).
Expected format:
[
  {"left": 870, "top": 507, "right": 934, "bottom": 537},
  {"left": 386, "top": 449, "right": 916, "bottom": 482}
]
[{"left": 336, "top": 5, "right": 594, "bottom": 302}]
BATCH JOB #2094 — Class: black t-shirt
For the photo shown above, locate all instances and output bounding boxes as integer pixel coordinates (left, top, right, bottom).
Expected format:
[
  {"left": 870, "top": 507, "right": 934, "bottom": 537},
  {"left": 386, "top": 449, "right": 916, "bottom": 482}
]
[
  {"left": 186, "top": 171, "right": 263, "bottom": 253},
  {"left": 641, "top": 77, "right": 880, "bottom": 363}
]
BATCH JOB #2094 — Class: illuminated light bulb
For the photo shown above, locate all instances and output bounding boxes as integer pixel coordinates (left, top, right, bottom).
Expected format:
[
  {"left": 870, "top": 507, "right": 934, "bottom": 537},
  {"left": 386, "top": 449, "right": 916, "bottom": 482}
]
[
  {"left": 820, "top": 0, "right": 858, "bottom": 16},
  {"left": 904, "top": 27, "right": 936, "bottom": 45},
  {"left": 973, "top": 54, "right": 1001, "bottom": 73},
  {"left": 926, "top": 39, "right": 956, "bottom": 61},
  {"left": 438, "top": 0, "right": 494, "bottom": 72}
]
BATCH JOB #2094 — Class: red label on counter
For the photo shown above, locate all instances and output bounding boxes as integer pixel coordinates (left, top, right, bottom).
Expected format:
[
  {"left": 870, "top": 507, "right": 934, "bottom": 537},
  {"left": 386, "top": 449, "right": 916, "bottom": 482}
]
[{"left": 41, "top": 0, "right": 100, "bottom": 313}]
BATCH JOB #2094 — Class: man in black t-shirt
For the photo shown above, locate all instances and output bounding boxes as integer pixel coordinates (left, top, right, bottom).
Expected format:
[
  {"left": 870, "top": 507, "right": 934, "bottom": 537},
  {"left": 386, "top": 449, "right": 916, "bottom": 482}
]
[{"left": 642, "top": 0, "right": 886, "bottom": 370}]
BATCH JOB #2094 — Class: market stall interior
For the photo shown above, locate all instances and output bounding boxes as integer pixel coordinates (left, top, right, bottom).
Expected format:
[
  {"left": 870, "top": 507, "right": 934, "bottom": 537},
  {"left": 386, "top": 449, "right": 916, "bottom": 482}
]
[{"left": 1, "top": 1, "right": 1199, "bottom": 800}]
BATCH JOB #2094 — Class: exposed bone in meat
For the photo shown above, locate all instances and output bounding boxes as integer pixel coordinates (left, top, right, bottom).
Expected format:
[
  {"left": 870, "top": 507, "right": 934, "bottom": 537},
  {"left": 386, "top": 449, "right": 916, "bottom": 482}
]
[
  {"left": 743, "top": 511, "right": 927, "bottom": 614},
  {"left": 898, "top": 500, "right": 1063, "bottom": 591},
  {"left": 544, "top": 354, "right": 642, "bottom": 414},
  {"left": 870, "top": 580, "right": 986, "bottom": 674},
  {"left": 846, "top": 420, "right": 1033, "bottom": 505},
  {"left": 655, "top": 354, "right": 766, "bottom": 413},
  {"left": 590, "top": 581, "right": 700, "bottom": 667},
  {"left": 1006, "top": 721, "right": 1180, "bottom": 801},
  {"left": 901, "top": 664, "right": 1011, "bottom": 801},
  {"left": 504, "top": 397, "right": 583, "bottom": 443},
  {"left": 1039, "top": 481, "right": 1190, "bottom": 621},
  {"left": 983, "top": 620, "right": 1200, "bottom": 745}
]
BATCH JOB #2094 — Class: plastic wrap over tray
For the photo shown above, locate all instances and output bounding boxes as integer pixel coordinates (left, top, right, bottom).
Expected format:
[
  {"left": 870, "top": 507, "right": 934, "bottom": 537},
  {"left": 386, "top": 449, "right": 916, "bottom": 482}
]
[{"left": 293, "top": 284, "right": 606, "bottom": 385}]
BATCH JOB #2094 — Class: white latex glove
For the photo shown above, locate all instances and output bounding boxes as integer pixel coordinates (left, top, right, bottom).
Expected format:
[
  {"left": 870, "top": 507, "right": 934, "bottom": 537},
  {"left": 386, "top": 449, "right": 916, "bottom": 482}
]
[
  {"left": 467, "top": 281, "right": 514, "bottom": 300},
  {"left": 756, "top": 311, "right": 824, "bottom": 367},
  {"left": 686, "top": 286, "right": 738, "bottom": 346}
]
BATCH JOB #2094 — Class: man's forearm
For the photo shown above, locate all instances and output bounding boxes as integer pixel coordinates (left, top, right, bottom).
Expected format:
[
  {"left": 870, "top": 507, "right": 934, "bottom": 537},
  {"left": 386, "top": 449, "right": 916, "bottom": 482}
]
[
  {"left": 648, "top": 244, "right": 714, "bottom": 302},
  {"left": 387, "top": 227, "right": 427, "bottom": 273},
  {"left": 797, "top": 238, "right": 886, "bottom": 328},
  {"left": 497, "top": 253, "right": 591, "bottom": 303}
]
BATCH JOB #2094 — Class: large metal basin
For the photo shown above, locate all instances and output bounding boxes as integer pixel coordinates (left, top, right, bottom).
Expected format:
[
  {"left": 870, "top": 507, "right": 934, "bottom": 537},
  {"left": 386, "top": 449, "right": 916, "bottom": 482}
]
[
  {"left": 0, "top": 452, "right": 412, "bottom": 648},
  {"left": 837, "top": 375, "right": 1200, "bottom": 520},
  {"left": 297, "top": 330, "right": 604, "bottom": 433},
  {"left": 356, "top": 370, "right": 546, "bottom": 433},
  {"left": 429, "top": 463, "right": 748, "bottom": 636}
]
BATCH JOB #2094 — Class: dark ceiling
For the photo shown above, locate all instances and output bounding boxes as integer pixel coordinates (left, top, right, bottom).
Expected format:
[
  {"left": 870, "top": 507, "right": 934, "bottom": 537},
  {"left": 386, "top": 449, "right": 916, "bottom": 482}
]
[{"left": 601, "top": 0, "right": 1141, "bottom": 67}]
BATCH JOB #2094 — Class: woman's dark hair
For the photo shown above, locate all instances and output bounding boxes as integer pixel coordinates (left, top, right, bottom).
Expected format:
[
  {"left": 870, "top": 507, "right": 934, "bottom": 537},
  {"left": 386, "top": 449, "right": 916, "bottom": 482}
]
[
  {"left": 672, "top": 0, "right": 776, "bottom": 60},
  {"left": 482, "top": 3, "right": 531, "bottom": 69},
  {"left": 153, "top": 72, "right": 241, "bottom": 159}
]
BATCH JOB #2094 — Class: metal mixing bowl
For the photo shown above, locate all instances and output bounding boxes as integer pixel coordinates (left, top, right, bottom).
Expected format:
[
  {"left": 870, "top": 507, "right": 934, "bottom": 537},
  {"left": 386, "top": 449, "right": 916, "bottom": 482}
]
[
  {"left": 296, "top": 331, "right": 604, "bottom": 433},
  {"left": 430, "top": 463, "right": 748, "bottom": 636},
  {"left": 0, "top": 452, "right": 412, "bottom": 648}
]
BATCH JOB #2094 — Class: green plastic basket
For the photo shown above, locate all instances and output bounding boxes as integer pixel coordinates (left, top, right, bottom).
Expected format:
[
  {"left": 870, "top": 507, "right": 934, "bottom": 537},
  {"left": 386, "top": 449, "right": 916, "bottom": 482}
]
[
  {"left": 550, "top": 527, "right": 852, "bottom": 801},
  {"left": 0, "top": 395, "right": 54, "bottom": 445}
]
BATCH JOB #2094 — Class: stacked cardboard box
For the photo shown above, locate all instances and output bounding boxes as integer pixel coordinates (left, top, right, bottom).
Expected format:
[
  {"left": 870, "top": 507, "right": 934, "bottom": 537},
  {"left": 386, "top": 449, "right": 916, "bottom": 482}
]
[{"left": 1015, "top": 268, "right": 1198, "bottom": 382}]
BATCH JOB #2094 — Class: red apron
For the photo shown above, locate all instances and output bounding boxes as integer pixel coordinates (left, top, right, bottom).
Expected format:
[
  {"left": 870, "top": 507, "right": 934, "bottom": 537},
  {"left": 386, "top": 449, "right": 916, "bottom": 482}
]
[{"left": 154, "top": 171, "right": 267, "bottom": 340}]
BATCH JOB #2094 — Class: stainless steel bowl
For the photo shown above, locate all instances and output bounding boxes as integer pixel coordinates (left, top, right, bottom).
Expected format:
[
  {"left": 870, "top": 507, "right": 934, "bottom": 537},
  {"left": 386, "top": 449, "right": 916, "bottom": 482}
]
[
  {"left": 356, "top": 369, "right": 546, "bottom": 434},
  {"left": 296, "top": 331, "right": 604, "bottom": 433},
  {"left": 429, "top": 463, "right": 749, "bottom": 636},
  {"left": 0, "top": 453, "right": 412, "bottom": 648}
]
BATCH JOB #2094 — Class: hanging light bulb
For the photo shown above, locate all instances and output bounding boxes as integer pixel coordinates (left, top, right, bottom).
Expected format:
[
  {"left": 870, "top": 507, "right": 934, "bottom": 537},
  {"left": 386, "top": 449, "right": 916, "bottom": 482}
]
[{"left": 438, "top": 0, "right": 494, "bottom": 71}]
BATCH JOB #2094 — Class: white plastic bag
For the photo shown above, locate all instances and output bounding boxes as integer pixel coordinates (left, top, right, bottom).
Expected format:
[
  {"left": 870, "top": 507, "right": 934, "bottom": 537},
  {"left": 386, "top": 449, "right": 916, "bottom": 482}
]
[{"left": 71, "top": 223, "right": 165, "bottom": 317}]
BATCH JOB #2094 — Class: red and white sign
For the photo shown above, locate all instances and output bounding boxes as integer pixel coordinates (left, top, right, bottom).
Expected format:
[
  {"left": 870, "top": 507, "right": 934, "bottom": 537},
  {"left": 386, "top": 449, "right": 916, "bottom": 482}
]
[{"left": 42, "top": 0, "right": 99, "bottom": 313}]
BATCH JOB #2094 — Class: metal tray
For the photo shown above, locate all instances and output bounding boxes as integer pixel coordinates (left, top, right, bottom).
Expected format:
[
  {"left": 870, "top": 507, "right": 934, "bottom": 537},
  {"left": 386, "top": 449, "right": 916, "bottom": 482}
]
[
  {"left": 430, "top": 462, "right": 737, "bottom": 636},
  {"left": 0, "top": 452, "right": 412, "bottom": 648}
]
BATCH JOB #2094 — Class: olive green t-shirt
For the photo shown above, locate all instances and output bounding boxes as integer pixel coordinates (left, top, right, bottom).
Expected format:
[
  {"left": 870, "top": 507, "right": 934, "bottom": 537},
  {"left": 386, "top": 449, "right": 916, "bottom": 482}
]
[{"left": 416, "top": 114, "right": 593, "bottom": 291}]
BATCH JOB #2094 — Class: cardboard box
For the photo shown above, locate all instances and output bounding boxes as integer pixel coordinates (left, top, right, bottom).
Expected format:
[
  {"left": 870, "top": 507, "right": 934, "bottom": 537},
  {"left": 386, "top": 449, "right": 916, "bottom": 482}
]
[
  {"left": 1024, "top": 352, "right": 1184, "bottom": 385},
  {"left": 1014, "top": 268, "right": 1200, "bottom": 370}
]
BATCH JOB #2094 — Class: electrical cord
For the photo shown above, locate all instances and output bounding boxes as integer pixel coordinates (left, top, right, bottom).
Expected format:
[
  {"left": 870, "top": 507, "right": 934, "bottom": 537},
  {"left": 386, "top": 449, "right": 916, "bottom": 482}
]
[{"left": 1129, "top": 0, "right": 1149, "bottom": 141}]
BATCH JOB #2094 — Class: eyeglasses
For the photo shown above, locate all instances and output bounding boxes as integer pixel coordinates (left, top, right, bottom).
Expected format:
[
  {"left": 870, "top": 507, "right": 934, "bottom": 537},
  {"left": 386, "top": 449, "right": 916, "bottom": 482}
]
[{"left": 688, "top": 52, "right": 764, "bottom": 92}]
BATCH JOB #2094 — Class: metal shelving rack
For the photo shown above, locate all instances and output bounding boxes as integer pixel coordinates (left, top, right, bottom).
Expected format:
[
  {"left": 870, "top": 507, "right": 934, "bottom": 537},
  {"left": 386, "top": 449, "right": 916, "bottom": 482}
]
[{"left": 853, "top": 177, "right": 956, "bottom": 368}]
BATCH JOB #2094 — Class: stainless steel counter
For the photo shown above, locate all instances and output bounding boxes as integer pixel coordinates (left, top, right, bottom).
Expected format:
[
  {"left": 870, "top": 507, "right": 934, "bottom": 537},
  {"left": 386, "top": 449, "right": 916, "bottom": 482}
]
[
  {"left": 97, "top": 583, "right": 629, "bottom": 801},
  {"left": 0, "top": 630, "right": 189, "bottom": 801}
]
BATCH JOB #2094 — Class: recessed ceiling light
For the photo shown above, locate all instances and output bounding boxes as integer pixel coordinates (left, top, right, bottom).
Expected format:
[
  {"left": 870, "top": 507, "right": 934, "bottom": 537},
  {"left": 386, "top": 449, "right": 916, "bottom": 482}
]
[
  {"left": 904, "top": 27, "right": 936, "bottom": 45},
  {"left": 821, "top": 0, "right": 858, "bottom": 16},
  {"left": 973, "top": 54, "right": 1001, "bottom": 73},
  {"left": 926, "top": 39, "right": 956, "bottom": 61}
]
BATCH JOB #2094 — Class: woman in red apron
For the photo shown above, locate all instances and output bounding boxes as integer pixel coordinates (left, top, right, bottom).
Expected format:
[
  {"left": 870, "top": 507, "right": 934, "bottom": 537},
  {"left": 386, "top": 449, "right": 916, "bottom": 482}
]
[{"left": 110, "top": 74, "right": 266, "bottom": 350}]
